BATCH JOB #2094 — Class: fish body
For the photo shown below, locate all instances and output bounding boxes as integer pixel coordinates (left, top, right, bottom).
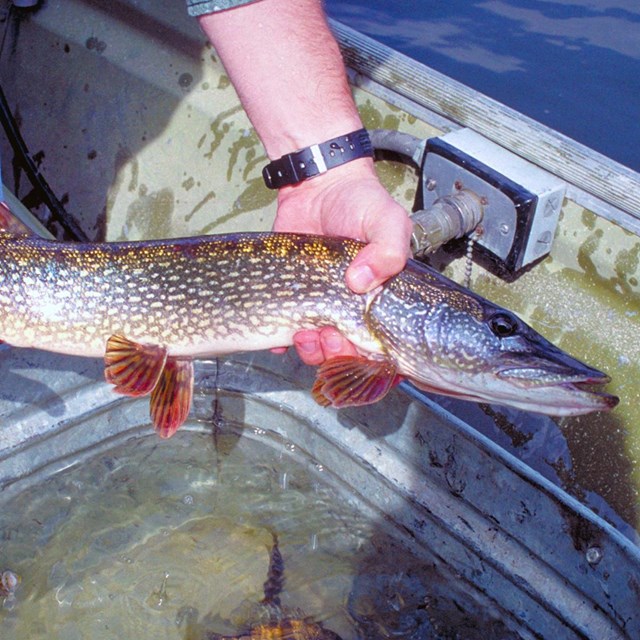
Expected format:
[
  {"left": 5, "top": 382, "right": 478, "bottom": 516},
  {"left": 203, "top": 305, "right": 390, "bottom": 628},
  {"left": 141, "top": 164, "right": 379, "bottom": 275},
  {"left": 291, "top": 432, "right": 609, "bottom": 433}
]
[
  {"left": 0, "top": 232, "right": 372, "bottom": 359},
  {"left": 0, "top": 231, "right": 617, "bottom": 436}
]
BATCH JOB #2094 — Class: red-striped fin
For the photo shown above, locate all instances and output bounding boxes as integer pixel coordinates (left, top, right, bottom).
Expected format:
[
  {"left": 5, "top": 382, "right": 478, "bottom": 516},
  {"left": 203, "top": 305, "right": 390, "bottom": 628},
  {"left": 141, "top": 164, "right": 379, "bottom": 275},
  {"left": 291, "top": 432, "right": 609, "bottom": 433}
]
[
  {"left": 312, "top": 355, "right": 400, "bottom": 408},
  {"left": 104, "top": 334, "right": 167, "bottom": 396},
  {"left": 150, "top": 357, "right": 194, "bottom": 438}
]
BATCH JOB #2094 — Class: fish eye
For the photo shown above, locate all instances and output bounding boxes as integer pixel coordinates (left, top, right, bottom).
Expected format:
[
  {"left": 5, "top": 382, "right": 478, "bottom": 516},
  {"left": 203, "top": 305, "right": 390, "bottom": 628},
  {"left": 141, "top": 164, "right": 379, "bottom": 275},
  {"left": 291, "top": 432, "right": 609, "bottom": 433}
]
[{"left": 489, "top": 312, "right": 518, "bottom": 338}]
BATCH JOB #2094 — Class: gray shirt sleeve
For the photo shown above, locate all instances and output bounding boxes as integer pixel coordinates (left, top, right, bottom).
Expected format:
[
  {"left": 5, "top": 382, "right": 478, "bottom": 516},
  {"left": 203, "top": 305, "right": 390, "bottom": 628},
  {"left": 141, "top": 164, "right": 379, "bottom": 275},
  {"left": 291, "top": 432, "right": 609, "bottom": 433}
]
[{"left": 186, "top": 0, "right": 261, "bottom": 18}]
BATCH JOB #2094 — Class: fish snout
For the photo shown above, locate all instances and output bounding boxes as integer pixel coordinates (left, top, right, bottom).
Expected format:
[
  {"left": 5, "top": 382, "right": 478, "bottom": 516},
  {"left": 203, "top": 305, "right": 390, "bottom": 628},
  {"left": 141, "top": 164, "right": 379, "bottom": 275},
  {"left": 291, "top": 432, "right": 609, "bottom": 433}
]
[
  {"left": 498, "top": 332, "right": 608, "bottom": 381},
  {"left": 496, "top": 339, "right": 619, "bottom": 414}
]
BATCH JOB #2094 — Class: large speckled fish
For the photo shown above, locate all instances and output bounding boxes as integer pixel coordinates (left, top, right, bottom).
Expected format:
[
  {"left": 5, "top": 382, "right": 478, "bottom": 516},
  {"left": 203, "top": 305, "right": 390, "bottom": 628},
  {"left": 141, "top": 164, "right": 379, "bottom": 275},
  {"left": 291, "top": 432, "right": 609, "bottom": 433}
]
[{"left": 0, "top": 229, "right": 617, "bottom": 437}]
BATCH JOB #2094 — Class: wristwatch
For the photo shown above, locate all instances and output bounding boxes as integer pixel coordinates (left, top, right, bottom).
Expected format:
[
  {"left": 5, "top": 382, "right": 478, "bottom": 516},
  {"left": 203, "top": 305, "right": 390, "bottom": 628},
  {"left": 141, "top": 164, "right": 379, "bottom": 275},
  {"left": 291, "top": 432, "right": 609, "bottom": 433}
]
[{"left": 262, "top": 128, "right": 373, "bottom": 190}]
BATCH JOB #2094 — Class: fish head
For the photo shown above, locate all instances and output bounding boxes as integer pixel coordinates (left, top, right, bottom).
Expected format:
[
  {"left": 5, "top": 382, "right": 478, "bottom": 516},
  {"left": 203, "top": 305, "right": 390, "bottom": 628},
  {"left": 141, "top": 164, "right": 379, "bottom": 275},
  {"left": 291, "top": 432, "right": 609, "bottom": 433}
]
[{"left": 368, "top": 262, "right": 619, "bottom": 416}]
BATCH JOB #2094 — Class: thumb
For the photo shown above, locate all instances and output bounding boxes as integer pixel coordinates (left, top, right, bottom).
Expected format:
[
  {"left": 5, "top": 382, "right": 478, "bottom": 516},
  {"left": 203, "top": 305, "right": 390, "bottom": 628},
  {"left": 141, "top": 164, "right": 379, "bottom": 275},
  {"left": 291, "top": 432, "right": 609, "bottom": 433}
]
[
  {"left": 345, "top": 241, "right": 409, "bottom": 293},
  {"left": 345, "top": 201, "right": 413, "bottom": 293}
]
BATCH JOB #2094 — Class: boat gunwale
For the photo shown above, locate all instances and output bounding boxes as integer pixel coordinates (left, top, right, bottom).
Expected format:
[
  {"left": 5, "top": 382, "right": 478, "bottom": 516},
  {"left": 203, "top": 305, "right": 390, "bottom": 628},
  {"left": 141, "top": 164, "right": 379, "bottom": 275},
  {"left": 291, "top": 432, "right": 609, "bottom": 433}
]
[{"left": 332, "top": 19, "right": 640, "bottom": 236}]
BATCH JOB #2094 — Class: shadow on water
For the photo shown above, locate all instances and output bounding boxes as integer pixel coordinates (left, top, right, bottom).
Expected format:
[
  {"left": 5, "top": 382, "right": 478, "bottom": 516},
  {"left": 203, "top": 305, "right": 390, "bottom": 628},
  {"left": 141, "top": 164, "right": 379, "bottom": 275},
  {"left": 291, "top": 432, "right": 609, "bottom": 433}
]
[
  {"left": 192, "top": 352, "right": 640, "bottom": 638},
  {"left": 190, "top": 377, "right": 517, "bottom": 637}
]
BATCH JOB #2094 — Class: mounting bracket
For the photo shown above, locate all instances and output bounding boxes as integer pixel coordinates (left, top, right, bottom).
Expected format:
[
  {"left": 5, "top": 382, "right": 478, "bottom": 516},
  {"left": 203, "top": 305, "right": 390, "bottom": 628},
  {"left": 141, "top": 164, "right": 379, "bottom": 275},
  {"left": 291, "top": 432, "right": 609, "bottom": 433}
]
[{"left": 420, "top": 129, "right": 566, "bottom": 273}]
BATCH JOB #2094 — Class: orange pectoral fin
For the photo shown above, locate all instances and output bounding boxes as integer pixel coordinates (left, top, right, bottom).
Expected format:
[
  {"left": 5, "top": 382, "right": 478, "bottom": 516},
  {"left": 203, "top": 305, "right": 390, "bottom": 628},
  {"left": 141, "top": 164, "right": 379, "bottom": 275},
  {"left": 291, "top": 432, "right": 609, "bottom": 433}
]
[
  {"left": 149, "top": 357, "right": 194, "bottom": 438},
  {"left": 312, "top": 355, "right": 400, "bottom": 408},
  {"left": 104, "top": 334, "right": 168, "bottom": 396}
]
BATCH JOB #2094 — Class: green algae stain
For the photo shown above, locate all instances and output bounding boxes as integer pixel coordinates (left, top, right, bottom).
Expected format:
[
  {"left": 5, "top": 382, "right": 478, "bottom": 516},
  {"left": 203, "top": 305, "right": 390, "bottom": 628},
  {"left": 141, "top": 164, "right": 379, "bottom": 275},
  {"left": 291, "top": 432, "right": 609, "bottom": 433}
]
[
  {"left": 243, "top": 148, "right": 266, "bottom": 182},
  {"left": 182, "top": 176, "right": 195, "bottom": 191},
  {"left": 578, "top": 226, "right": 640, "bottom": 296},
  {"left": 217, "top": 74, "right": 230, "bottom": 90},
  {"left": 122, "top": 187, "right": 175, "bottom": 240},
  {"left": 200, "top": 178, "right": 275, "bottom": 234},
  {"left": 382, "top": 114, "right": 401, "bottom": 131},
  {"left": 186, "top": 190, "right": 216, "bottom": 223},
  {"left": 375, "top": 161, "right": 411, "bottom": 199},
  {"left": 614, "top": 243, "right": 640, "bottom": 293},
  {"left": 204, "top": 105, "right": 243, "bottom": 160},
  {"left": 227, "top": 129, "right": 261, "bottom": 181},
  {"left": 581, "top": 209, "right": 596, "bottom": 230},
  {"left": 577, "top": 228, "right": 603, "bottom": 278},
  {"left": 127, "top": 159, "right": 139, "bottom": 194},
  {"left": 234, "top": 177, "right": 276, "bottom": 213},
  {"left": 357, "top": 101, "right": 384, "bottom": 130}
]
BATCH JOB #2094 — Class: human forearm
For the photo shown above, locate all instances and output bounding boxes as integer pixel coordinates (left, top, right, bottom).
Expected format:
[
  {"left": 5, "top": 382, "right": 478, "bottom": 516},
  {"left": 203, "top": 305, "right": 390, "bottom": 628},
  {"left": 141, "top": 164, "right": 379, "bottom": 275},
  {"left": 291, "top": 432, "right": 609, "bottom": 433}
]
[
  {"left": 196, "top": 0, "right": 412, "bottom": 364},
  {"left": 197, "top": 0, "right": 362, "bottom": 158}
]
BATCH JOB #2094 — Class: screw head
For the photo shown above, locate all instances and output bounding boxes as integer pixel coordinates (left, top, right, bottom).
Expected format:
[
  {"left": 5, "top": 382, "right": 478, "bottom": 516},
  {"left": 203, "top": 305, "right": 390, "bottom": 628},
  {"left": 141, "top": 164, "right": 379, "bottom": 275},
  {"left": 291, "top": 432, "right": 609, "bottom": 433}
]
[{"left": 586, "top": 546, "right": 603, "bottom": 566}]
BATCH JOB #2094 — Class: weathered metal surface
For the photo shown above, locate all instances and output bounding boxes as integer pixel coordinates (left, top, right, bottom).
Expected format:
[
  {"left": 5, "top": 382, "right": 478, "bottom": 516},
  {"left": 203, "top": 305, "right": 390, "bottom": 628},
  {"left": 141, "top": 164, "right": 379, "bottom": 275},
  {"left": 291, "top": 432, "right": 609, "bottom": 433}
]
[{"left": 0, "top": 349, "right": 639, "bottom": 638}]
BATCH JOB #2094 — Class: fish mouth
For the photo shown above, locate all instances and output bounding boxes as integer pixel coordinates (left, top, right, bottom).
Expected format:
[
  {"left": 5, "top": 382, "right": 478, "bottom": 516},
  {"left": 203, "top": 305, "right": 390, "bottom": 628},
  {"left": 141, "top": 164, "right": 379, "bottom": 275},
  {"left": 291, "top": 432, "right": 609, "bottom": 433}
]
[
  {"left": 496, "top": 353, "right": 619, "bottom": 414},
  {"left": 407, "top": 348, "right": 619, "bottom": 416},
  {"left": 497, "top": 364, "right": 610, "bottom": 386}
]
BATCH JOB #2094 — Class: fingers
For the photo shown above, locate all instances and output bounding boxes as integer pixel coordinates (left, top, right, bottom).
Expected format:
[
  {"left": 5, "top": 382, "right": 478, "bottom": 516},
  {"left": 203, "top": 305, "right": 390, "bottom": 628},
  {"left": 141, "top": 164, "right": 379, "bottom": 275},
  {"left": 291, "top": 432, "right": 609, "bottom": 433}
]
[
  {"left": 346, "top": 203, "right": 413, "bottom": 293},
  {"left": 293, "top": 327, "right": 358, "bottom": 365}
]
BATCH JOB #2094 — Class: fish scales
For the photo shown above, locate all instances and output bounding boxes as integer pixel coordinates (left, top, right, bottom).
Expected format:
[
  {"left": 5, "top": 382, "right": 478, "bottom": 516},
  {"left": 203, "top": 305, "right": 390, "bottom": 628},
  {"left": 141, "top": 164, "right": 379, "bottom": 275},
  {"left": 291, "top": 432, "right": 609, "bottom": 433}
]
[{"left": 0, "top": 232, "right": 377, "bottom": 359}]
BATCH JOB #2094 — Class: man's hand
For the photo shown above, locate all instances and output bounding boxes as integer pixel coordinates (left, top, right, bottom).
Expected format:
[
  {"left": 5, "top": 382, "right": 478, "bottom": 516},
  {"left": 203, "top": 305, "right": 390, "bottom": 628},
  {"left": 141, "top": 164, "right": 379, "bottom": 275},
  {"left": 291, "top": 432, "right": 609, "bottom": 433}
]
[{"left": 273, "top": 158, "right": 412, "bottom": 364}]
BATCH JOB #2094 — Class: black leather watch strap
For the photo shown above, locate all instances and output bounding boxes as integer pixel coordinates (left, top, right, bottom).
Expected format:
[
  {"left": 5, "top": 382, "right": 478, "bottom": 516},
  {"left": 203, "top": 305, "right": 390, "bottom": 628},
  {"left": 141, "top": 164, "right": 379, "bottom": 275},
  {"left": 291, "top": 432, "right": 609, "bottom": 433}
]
[{"left": 262, "top": 128, "right": 373, "bottom": 189}]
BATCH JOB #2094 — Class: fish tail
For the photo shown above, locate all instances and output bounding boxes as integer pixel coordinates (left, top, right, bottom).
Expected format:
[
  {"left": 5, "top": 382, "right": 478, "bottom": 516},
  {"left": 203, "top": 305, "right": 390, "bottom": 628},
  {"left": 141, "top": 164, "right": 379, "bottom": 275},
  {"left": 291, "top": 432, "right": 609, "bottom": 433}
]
[{"left": 260, "top": 529, "right": 285, "bottom": 607}]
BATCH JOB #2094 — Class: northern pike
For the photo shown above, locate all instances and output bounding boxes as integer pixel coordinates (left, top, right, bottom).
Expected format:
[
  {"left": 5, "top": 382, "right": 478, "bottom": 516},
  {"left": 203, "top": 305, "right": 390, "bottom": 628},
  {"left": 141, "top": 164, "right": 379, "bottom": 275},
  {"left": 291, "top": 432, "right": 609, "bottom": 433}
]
[{"left": 0, "top": 231, "right": 617, "bottom": 437}]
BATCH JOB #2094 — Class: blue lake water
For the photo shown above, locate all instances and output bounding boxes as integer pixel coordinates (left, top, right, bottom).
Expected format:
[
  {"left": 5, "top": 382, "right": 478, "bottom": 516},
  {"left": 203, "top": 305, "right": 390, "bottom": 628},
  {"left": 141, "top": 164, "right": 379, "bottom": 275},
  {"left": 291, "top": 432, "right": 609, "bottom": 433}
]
[{"left": 326, "top": 0, "right": 640, "bottom": 173}]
